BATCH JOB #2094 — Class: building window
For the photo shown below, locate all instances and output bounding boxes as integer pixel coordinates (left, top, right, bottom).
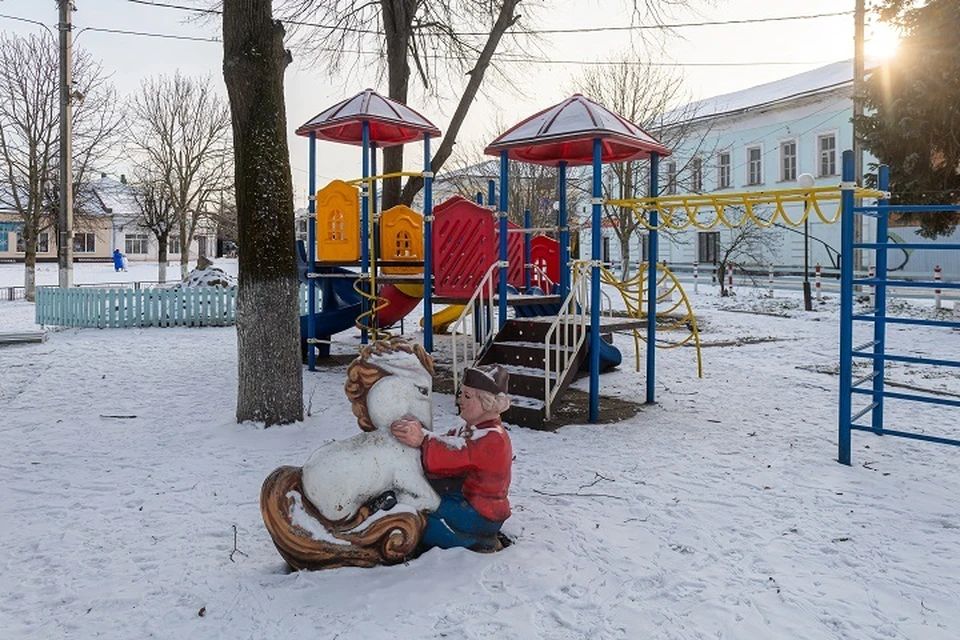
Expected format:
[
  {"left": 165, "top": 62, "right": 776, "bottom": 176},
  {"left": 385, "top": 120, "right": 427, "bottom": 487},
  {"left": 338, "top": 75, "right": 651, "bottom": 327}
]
[
  {"left": 125, "top": 233, "right": 149, "bottom": 255},
  {"left": 665, "top": 161, "right": 677, "bottom": 195},
  {"left": 168, "top": 235, "right": 181, "bottom": 255},
  {"left": 780, "top": 140, "right": 797, "bottom": 182},
  {"left": 818, "top": 134, "right": 837, "bottom": 177},
  {"left": 601, "top": 234, "right": 611, "bottom": 266},
  {"left": 691, "top": 157, "right": 703, "bottom": 192},
  {"left": 296, "top": 218, "right": 308, "bottom": 243},
  {"left": 698, "top": 231, "right": 720, "bottom": 264},
  {"left": 747, "top": 147, "right": 763, "bottom": 185},
  {"left": 14, "top": 233, "right": 44, "bottom": 252},
  {"left": 718, "top": 152, "right": 731, "bottom": 189},
  {"left": 74, "top": 232, "right": 95, "bottom": 253},
  {"left": 0, "top": 232, "right": 8, "bottom": 252}
]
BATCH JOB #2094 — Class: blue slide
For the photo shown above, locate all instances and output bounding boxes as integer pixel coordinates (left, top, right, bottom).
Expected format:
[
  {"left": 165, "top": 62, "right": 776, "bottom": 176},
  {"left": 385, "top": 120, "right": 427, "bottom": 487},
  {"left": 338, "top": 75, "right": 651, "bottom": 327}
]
[{"left": 297, "top": 242, "right": 363, "bottom": 357}]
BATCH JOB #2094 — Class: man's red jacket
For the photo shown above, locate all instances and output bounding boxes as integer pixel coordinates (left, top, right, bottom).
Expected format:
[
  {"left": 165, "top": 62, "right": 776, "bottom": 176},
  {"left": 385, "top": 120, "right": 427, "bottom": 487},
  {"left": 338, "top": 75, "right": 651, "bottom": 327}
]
[{"left": 421, "top": 419, "right": 512, "bottom": 522}]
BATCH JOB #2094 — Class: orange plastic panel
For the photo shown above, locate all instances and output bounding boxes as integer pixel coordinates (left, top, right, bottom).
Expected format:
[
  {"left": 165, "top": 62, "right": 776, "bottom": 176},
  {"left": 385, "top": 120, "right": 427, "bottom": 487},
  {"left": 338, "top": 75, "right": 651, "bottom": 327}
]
[
  {"left": 379, "top": 205, "right": 423, "bottom": 275},
  {"left": 315, "top": 180, "right": 360, "bottom": 262}
]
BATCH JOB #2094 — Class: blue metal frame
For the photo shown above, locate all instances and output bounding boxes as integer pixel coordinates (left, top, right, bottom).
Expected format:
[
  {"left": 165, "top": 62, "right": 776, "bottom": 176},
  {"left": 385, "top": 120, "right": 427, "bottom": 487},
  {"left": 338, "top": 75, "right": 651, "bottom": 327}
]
[
  {"left": 524, "top": 209, "right": 532, "bottom": 292},
  {"left": 498, "top": 151, "right": 509, "bottom": 328},
  {"left": 589, "top": 139, "right": 602, "bottom": 422},
  {"left": 838, "top": 150, "right": 960, "bottom": 464},
  {"left": 360, "top": 121, "right": 371, "bottom": 344},
  {"left": 646, "top": 152, "right": 660, "bottom": 404},
  {"left": 307, "top": 132, "right": 317, "bottom": 370},
  {"left": 559, "top": 161, "right": 569, "bottom": 299},
  {"left": 423, "top": 133, "right": 434, "bottom": 353}
]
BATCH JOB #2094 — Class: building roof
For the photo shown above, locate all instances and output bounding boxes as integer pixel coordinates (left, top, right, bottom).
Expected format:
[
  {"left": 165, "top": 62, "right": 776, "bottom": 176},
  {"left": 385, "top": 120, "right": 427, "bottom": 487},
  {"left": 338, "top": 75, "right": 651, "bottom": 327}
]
[
  {"left": 485, "top": 94, "right": 671, "bottom": 167},
  {"left": 665, "top": 60, "right": 869, "bottom": 126},
  {"left": 86, "top": 176, "right": 139, "bottom": 218}
]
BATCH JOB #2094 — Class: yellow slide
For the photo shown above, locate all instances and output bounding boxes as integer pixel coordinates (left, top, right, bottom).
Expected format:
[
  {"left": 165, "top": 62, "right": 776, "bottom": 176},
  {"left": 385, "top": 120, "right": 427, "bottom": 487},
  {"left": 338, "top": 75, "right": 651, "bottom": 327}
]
[{"left": 421, "top": 303, "right": 468, "bottom": 334}]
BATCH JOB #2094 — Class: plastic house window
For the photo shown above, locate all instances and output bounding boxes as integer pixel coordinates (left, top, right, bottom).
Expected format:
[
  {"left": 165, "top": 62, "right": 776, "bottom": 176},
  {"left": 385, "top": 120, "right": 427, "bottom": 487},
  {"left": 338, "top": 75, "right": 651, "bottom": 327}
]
[
  {"left": 328, "top": 210, "right": 345, "bottom": 242},
  {"left": 395, "top": 230, "right": 413, "bottom": 258}
]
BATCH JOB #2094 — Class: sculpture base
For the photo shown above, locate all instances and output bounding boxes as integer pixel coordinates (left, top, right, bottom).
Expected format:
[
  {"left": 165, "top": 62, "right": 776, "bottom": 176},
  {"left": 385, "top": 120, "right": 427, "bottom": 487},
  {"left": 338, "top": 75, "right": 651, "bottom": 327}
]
[{"left": 260, "top": 466, "right": 426, "bottom": 570}]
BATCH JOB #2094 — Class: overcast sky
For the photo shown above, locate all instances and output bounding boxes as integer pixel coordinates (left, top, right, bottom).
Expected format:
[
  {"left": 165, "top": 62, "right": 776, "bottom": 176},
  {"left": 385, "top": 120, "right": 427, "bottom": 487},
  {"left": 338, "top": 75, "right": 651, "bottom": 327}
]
[{"left": 1, "top": 1, "right": 894, "bottom": 205}]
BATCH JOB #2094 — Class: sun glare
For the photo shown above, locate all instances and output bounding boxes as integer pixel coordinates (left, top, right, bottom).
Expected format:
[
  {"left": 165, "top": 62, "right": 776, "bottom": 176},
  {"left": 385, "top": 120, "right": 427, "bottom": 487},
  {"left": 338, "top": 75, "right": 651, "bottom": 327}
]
[{"left": 866, "top": 22, "right": 901, "bottom": 61}]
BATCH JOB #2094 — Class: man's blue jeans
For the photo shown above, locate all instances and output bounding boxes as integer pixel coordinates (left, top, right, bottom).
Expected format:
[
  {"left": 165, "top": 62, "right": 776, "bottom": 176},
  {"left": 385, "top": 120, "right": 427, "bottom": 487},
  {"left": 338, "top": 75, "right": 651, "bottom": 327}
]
[{"left": 422, "top": 491, "right": 503, "bottom": 551}]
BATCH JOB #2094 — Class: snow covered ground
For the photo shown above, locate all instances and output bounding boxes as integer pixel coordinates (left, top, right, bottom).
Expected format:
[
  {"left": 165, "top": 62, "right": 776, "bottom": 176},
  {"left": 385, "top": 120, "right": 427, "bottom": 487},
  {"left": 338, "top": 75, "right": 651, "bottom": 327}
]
[{"left": 1, "top": 260, "right": 958, "bottom": 639}]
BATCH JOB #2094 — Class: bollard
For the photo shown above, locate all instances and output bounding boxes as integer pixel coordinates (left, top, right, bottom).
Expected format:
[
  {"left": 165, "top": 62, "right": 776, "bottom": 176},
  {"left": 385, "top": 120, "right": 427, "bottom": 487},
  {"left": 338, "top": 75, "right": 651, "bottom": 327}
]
[
  {"left": 693, "top": 261, "right": 699, "bottom": 294},
  {"left": 768, "top": 264, "right": 774, "bottom": 297},
  {"left": 934, "top": 265, "right": 942, "bottom": 310},
  {"left": 815, "top": 262, "right": 822, "bottom": 302},
  {"left": 868, "top": 264, "right": 875, "bottom": 307},
  {"left": 728, "top": 264, "right": 735, "bottom": 295}
]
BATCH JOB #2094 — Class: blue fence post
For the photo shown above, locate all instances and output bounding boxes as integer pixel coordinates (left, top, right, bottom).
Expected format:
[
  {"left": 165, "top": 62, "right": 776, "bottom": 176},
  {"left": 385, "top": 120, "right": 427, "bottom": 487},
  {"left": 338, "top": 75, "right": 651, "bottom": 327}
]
[
  {"left": 559, "top": 161, "right": 569, "bottom": 299},
  {"left": 498, "top": 151, "right": 509, "bottom": 329},
  {"left": 524, "top": 209, "right": 532, "bottom": 292},
  {"left": 423, "top": 132, "right": 434, "bottom": 353},
  {"left": 360, "top": 120, "right": 370, "bottom": 344},
  {"left": 307, "top": 131, "right": 317, "bottom": 370},
  {"left": 838, "top": 149, "right": 856, "bottom": 465},
  {"left": 871, "top": 165, "right": 890, "bottom": 435}
]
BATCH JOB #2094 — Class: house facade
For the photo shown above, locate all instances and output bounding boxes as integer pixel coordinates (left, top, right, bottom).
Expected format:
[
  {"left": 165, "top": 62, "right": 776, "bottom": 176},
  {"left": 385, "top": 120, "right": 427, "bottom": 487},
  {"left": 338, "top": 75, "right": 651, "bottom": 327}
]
[
  {"left": 582, "top": 60, "right": 960, "bottom": 279},
  {"left": 0, "top": 175, "right": 219, "bottom": 264}
]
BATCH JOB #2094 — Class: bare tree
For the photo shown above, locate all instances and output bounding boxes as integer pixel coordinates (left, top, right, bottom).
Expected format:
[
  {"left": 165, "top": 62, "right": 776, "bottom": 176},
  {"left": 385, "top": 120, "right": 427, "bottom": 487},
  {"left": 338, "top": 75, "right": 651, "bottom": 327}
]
[
  {"left": 131, "top": 170, "right": 177, "bottom": 284},
  {"left": 126, "top": 73, "right": 232, "bottom": 280},
  {"left": 713, "top": 209, "right": 780, "bottom": 297},
  {"left": 0, "top": 32, "right": 120, "bottom": 301},
  {"left": 223, "top": 0, "right": 304, "bottom": 426},
  {"left": 573, "top": 48, "right": 713, "bottom": 279}
]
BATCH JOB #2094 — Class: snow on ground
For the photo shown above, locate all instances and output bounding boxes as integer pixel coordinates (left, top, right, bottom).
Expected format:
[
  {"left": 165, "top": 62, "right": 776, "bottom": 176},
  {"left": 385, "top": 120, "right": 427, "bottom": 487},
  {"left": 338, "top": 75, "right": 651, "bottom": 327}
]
[{"left": 1, "top": 261, "right": 959, "bottom": 639}]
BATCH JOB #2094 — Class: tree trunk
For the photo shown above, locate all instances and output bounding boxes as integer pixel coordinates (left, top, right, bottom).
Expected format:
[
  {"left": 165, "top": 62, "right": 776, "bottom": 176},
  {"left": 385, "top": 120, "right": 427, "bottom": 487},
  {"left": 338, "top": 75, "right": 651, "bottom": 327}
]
[
  {"left": 379, "top": 0, "right": 416, "bottom": 210},
  {"left": 619, "top": 230, "right": 631, "bottom": 280},
  {"left": 223, "top": 0, "right": 303, "bottom": 426},
  {"left": 23, "top": 220, "right": 38, "bottom": 302},
  {"left": 179, "top": 214, "right": 189, "bottom": 280},
  {"left": 157, "top": 232, "right": 168, "bottom": 284}
]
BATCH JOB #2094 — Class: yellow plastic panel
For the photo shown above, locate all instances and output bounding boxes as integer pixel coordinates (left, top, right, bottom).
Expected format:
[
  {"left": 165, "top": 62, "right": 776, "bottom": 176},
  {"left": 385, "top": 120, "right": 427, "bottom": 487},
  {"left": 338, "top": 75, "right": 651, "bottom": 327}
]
[
  {"left": 315, "top": 180, "right": 360, "bottom": 262},
  {"left": 379, "top": 205, "right": 423, "bottom": 275}
]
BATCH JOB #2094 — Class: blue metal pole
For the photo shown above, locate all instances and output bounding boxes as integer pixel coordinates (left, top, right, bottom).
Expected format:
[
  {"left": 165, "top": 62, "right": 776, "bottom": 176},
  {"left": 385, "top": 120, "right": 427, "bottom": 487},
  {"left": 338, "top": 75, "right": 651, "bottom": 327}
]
[
  {"left": 370, "top": 141, "right": 379, "bottom": 335},
  {"left": 476, "top": 192, "right": 483, "bottom": 204},
  {"left": 646, "top": 152, "right": 659, "bottom": 404},
  {"left": 589, "top": 139, "right": 602, "bottom": 422},
  {"left": 360, "top": 121, "right": 370, "bottom": 344},
  {"left": 498, "top": 151, "right": 509, "bottom": 328},
  {"left": 559, "top": 161, "right": 569, "bottom": 298},
  {"left": 838, "top": 149, "right": 856, "bottom": 465},
  {"left": 488, "top": 180, "right": 496, "bottom": 208},
  {"left": 307, "top": 132, "right": 317, "bottom": 371},
  {"left": 423, "top": 133, "right": 434, "bottom": 353},
  {"left": 871, "top": 165, "right": 890, "bottom": 435},
  {"left": 524, "top": 209, "right": 532, "bottom": 292}
]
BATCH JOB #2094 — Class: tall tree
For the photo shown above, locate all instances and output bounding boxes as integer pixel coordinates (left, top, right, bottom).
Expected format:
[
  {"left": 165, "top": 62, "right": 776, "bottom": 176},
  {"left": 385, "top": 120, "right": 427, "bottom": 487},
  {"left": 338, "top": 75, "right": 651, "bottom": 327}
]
[
  {"left": 126, "top": 73, "right": 232, "bottom": 279},
  {"left": 857, "top": 0, "right": 960, "bottom": 237},
  {"left": 131, "top": 170, "right": 177, "bottom": 284},
  {"left": 574, "top": 50, "right": 712, "bottom": 278},
  {"left": 223, "top": 0, "right": 304, "bottom": 426},
  {"left": 0, "top": 32, "right": 120, "bottom": 301}
]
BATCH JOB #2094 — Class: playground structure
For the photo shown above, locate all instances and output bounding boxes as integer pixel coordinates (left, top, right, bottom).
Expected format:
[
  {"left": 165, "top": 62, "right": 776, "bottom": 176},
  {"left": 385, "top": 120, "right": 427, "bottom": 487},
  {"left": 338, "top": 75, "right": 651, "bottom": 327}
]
[{"left": 296, "top": 90, "right": 713, "bottom": 427}]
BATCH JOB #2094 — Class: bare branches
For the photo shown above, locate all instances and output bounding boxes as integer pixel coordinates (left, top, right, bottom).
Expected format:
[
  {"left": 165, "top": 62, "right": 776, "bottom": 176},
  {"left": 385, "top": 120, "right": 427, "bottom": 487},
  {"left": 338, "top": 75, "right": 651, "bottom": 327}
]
[{"left": 126, "top": 73, "right": 232, "bottom": 279}]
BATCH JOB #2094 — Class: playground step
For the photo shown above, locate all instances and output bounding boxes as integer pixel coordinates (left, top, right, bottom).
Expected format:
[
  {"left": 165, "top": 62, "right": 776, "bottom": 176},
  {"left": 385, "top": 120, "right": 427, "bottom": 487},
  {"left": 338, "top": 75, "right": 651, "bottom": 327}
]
[{"left": 486, "top": 341, "right": 575, "bottom": 371}]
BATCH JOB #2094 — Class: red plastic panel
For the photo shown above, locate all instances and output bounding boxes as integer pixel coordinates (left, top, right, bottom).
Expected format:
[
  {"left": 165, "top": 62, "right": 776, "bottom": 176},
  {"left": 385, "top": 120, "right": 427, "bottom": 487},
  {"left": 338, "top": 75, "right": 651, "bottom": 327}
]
[
  {"left": 432, "top": 197, "right": 497, "bottom": 298},
  {"left": 530, "top": 235, "right": 560, "bottom": 291},
  {"left": 506, "top": 221, "right": 524, "bottom": 288}
]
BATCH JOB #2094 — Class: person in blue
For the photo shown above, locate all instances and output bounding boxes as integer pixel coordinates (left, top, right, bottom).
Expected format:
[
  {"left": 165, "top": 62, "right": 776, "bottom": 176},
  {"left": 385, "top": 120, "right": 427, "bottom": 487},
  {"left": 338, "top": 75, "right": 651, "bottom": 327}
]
[{"left": 112, "top": 248, "right": 125, "bottom": 272}]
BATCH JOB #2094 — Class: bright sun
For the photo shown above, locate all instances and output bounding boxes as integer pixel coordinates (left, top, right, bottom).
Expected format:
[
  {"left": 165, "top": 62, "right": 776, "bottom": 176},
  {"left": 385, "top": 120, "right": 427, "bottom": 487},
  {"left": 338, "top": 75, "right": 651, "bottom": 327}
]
[{"left": 865, "top": 22, "right": 901, "bottom": 61}]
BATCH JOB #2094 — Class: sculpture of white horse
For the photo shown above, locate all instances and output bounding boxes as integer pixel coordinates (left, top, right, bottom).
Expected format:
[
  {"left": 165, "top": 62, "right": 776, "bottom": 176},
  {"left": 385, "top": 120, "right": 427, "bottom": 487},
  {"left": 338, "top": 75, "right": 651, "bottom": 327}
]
[{"left": 300, "top": 339, "right": 441, "bottom": 522}]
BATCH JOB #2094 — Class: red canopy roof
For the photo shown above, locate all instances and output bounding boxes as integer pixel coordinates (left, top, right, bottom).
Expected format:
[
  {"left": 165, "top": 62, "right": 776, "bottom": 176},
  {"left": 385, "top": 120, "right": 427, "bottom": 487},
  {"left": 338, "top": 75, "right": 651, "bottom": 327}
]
[
  {"left": 296, "top": 88, "right": 441, "bottom": 148},
  {"left": 484, "top": 94, "right": 671, "bottom": 166}
]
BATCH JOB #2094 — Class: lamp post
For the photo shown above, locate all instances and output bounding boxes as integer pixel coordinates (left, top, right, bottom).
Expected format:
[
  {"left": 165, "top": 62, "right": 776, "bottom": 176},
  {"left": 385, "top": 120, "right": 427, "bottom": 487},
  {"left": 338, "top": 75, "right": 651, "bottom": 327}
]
[{"left": 798, "top": 173, "right": 815, "bottom": 311}]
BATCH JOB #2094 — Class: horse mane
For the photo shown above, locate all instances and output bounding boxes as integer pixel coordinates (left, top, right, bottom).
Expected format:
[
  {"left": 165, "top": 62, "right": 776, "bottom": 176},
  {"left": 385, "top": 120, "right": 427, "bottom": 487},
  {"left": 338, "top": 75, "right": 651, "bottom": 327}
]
[{"left": 345, "top": 338, "right": 434, "bottom": 432}]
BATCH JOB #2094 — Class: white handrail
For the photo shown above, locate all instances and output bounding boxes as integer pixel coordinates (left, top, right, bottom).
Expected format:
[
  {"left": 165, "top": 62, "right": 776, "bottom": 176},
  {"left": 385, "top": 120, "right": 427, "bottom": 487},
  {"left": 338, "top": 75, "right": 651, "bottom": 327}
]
[
  {"left": 450, "top": 263, "right": 502, "bottom": 393},
  {"left": 526, "top": 262, "right": 556, "bottom": 292},
  {"left": 543, "top": 262, "right": 592, "bottom": 420}
]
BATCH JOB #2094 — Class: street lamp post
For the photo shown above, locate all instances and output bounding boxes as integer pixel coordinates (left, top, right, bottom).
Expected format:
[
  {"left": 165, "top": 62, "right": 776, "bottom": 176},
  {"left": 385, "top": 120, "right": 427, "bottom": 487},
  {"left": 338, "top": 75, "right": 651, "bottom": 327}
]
[{"left": 798, "top": 173, "right": 815, "bottom": 310}]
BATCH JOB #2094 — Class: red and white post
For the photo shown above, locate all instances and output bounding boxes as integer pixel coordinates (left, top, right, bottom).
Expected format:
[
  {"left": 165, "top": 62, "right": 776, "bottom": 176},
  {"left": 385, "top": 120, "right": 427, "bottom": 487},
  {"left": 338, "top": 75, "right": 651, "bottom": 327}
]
[
  {"left": 768, "top": 264, "right": 774, "bottom": 297},
  {"left": 868, "top": 264, "right": 875, "bottom": 307},
  {"left": 693, "top": 261, "right": 699, "bottom": 294},
  {"left": 815, "top": 262, "right": 822, "bottom": 302},
  {"left": 728, "top": 264, "right": 735, "bottom": 295},
  {"left": 934, "top": 265, "right": 942, "bottom": 310}
]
